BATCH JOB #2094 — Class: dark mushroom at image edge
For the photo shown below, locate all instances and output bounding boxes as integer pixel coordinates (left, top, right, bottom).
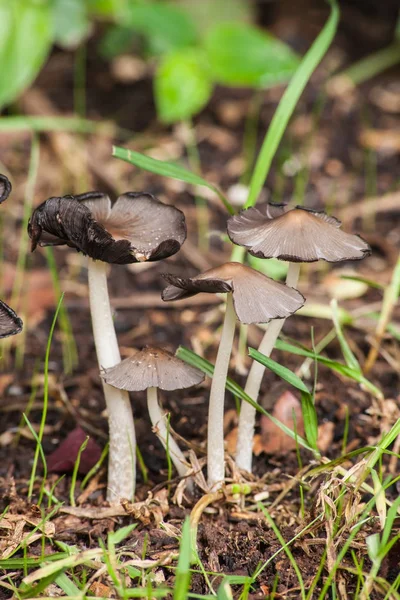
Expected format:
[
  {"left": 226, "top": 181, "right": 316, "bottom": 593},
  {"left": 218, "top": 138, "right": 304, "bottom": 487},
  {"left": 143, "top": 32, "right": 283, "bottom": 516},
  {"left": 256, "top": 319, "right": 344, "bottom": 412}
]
[
  {"left": 227, "top": 203, "right": 371, "bottom": 473},
  {"left": 0, "top": 174, "right": 12, "bottom": 204},
  {"left": 102, "top": 346, "right": 204, "bottom": 482},
  {"left": 28, "top": 191, "right": 186, "bottom": 502},
  {"left": 162, "top": 261, "right": 304, "bottom": 490},
  {"left": 0, "top": 175, "right": 23, "bottom": 339},
  {"left": 0, "top": 300, "right": 23, "bottom": 339}
]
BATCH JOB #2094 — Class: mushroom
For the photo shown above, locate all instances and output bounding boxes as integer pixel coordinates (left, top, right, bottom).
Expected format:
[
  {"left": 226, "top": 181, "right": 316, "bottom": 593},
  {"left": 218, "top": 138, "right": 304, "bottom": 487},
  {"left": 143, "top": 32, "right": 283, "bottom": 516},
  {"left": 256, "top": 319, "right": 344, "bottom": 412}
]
[
  {"left": 0, "top": 174, "right": 12, "bottom": 204},
  {"left": 0, "top": 174, "right": 23, "bottom": 338},
  {"left": 102, "top": 346, "right": 205, "bottom": 480},
  {"left": 28, "top": 191, "right": 186, "bottom": 501},
  {"left": 227, "top": 203, "right": 371, "bottom": 472},
  {"left": 162, "top": 262, "right": 304, "bottom": 489},
  {"left": 0, "top": 300, "right": 23, "bottom": 338}
]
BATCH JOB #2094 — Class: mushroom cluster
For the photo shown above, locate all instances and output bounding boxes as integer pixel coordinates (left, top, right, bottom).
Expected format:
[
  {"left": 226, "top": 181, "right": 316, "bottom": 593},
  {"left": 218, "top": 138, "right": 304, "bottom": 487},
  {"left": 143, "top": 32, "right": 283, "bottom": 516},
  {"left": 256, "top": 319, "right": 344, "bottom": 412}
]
[
  {"left": 29, "top": 191, "right": 187, "bottom": 502},
  {"left": 27, "top": 180, "right": 370, "bottom": 500}
]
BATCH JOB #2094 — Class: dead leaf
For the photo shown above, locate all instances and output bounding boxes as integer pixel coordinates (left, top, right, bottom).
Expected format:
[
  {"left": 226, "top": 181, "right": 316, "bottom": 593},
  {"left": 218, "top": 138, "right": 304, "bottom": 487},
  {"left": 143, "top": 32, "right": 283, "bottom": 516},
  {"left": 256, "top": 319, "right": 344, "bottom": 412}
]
[
  {"left": 317, "top": 421, "right": 335, "bottom": 453},
  {"left": 254, "top": 391, "right": 304, "bottom": 455},
  {"left": 47, "top": 426, "right": 102, "bottom": 475}
]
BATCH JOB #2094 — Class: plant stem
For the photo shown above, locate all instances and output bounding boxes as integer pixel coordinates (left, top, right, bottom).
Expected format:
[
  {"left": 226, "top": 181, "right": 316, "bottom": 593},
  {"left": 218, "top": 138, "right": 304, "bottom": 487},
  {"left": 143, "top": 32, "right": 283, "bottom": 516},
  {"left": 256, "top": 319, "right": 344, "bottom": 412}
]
[
  {"left": 207, "top": 293, "right": 237, "bottom": 490},
  {"left": 87, "top": 259, "right": 136, "bottom": 502},
  {"left": 147, "top": 386, "right": 190, "bottom": 479},
  {"left": 235, "top": 263, "right": 301, "bottom": 472}
]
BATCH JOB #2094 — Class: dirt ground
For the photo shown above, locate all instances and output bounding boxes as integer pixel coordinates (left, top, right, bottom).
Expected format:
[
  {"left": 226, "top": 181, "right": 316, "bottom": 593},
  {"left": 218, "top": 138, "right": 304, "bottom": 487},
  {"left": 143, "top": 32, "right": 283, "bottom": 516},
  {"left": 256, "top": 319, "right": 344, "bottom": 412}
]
[{"left": 0, "top": 2, "right": 399, "bottom": 597}]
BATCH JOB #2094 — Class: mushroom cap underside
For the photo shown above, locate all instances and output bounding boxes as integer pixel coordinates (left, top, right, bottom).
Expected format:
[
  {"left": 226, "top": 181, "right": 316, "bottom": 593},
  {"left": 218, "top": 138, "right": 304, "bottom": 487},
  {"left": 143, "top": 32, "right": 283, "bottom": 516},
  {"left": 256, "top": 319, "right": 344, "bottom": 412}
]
[
  {"left": 162, "top": 262, "right": 305, "bottom": 324},
  {"left": 227, "top": 204, "right": 371, "bottom": 262}
]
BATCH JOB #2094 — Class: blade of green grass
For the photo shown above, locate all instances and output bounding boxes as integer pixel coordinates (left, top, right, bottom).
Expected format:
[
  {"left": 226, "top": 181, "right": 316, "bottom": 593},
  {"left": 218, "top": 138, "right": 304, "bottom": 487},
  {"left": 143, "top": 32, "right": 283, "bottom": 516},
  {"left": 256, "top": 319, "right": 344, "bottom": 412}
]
[
  {"left": 176, "top": 346, "right": 316, "bottom": 453},
  {"left": 112, "top": 145, "right": 234, "bottom": 214},
  {"left": 244, "top": 0, "right": 339, "bottom": 208},
  {"left": 28, "top": 294, "right": 65, "bottom": 502},
  {"left": 173, "top": 518, "right": 192, "bottom": 600},
  {"left": 274, "top": 339, "right": 383, "bottom": 400}
]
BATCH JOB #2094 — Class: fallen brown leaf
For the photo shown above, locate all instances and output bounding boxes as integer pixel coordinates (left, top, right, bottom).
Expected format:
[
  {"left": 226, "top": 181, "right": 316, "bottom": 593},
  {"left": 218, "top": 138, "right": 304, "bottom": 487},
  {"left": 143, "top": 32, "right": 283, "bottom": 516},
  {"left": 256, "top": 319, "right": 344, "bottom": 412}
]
[{"left": 254, "top": 391, "right": 304, "bottom": 455}]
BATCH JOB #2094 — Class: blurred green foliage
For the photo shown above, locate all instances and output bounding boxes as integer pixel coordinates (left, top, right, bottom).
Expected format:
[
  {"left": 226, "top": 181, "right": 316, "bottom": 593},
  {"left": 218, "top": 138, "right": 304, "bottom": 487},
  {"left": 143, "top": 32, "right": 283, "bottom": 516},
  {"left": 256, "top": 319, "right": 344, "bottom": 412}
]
[{"left": 0, "top": 0, "right": 300, "bottom": 123}]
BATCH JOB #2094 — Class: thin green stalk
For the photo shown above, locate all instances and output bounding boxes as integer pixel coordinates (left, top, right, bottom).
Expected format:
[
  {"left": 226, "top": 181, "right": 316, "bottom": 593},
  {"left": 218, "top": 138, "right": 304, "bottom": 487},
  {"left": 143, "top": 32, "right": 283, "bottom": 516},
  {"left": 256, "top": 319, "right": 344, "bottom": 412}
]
[
  {"left": 45, "top": 247, "right": 78, "bottom": 374},
  {"left": 69, "top": 436, "right": 89, "bottom": 506},
  {"left": 80, "top": 442, "right": 109, "bottom": 489},
  {"left": 333, "top": 42, "right": 400, "bottom": 86},
  {"left": 28, "top": 294, "right": 65, "bottom": 501},
  {"left": 184, "top": 120, "right": 209, "bottom": 251},
  {"left": 245, "top": 0, "right": 339, "bottom": 209}
]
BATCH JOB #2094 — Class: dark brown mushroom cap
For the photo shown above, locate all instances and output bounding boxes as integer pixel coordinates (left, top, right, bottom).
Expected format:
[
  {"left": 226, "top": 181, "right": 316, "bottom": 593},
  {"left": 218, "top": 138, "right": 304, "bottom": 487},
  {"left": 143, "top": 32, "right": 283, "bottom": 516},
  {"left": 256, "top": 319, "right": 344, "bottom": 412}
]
[
  {"left": 0, "top": 174, "right": 11, "bottom": 204},
  {"left": 227, "top": 204, "right": 371, "bottom": 263},
  {"left": 0, "top": 300, "right": 23, "bottom": 339},
  {"left": 28, "top": 192, "right": 187, "bottom": 264},
  {"left": 162, "top": 262, "right": 305, "bottom": 324},
  {"left": 102, "top": 346, "right": 205, "bottom": 391}
]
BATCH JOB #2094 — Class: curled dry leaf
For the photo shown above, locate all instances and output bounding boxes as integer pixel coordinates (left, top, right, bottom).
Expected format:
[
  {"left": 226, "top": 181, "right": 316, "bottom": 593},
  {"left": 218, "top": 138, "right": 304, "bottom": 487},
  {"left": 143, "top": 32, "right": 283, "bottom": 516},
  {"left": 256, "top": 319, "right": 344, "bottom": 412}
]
[
  {"left": 253, "top": 390, "right": 304, "bottom": 455},
  {"left": 47, "top": 426, "right": 102, "bottom": 474},
  {"left": 121, "top": 489, "right": 169, "bottom": 526}
]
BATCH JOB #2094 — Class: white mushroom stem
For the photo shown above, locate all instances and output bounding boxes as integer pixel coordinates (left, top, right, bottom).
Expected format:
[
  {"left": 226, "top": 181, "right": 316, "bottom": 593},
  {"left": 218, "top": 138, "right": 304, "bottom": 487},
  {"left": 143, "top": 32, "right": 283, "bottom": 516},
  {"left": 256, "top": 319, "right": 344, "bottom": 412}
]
[
  {"left": 235, "top": 262, "right": 301, "bottom": 472},
  {"left": 88, "top": 259, "right": 136, "bottom": 502},
  {"left": 208, "top": 293, "right": 237, "bottom": 490},
  {"left": 147, "top": 386, "right": 190, "bottom": 479}
]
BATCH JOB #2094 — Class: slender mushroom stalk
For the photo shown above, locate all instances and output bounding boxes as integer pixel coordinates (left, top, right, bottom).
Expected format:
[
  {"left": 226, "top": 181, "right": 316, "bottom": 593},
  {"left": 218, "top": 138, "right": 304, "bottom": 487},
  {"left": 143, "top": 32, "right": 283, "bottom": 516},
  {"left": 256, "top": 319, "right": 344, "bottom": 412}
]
[
  {"left": 147, "top": 386, "right": 189, "bottom": 478},
  {"left": 88, "top": 259, "right": 136, "bottom": 500},
  {"left": 207, "top": 293, "right": 236, "bottom": 490},
  {"left": 102, "top": 346, "right": 204, "bottom": 483},
  {"left": 28, "top": 191, "right": 187, "bottom": 501},
  {"left": 235, "top": 263, "right": 300, "bottom": 471},
  {"left": 162, "top": 262, "right": 304, "bottom": 489},
  {"left": 228, "top": 203, "right": 371, "bottom": 472}
]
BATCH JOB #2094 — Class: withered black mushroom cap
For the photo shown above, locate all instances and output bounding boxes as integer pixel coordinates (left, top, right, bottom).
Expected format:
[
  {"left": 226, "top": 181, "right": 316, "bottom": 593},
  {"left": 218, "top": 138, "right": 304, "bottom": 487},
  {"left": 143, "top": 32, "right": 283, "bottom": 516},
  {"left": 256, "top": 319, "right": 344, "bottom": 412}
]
[
  {"left": 227, "top": 203, "right": 371, "bottom": 263},
  {"left": 162, "top": 262, "right": 305, "bottom": 324},
  {"left": 0, "top": 300, "right": 23, "bottom": 339},
  {"left": 28, "top": 191, "right": 187, "bottom": 265},
  {"left": 0, "top": 174, "right": 11, "bottom": 204},
  {"left": 102, "top": 346, "right": 205, "bottom": 392}
]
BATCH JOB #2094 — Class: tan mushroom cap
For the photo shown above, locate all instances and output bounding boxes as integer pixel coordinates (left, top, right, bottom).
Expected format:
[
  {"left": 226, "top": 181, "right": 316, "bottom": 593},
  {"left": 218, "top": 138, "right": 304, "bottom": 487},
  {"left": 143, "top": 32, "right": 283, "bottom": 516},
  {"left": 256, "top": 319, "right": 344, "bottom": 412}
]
[
  {"left": 227, "top": 204, "right": 371, "bottom": 263},
  {"left": 162, "top": 262, "right": 305, "bottom": 324},
  {"left": 0, "top": 300, "right": 23, "bottom": 339},
  {"left": 102, "top": 346, "right": 205, "bottom": 392}
]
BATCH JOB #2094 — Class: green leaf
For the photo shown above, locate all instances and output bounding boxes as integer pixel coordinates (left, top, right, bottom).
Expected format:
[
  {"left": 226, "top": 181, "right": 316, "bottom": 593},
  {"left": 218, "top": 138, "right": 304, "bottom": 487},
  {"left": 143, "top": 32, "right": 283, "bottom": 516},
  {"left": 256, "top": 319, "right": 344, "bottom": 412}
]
[
  {"left": 300, "top": 391, "right": 318, "bottom": 450},
  {"left": 330, "top": 299, "right": 360, "bottom": 372},
  {"left": 112, "top": 145, "right": 234, "bottom": 214},
  {"left": 173, "top": 518, "right": 192, "bottom": 600},
  {"left": 204, "top": 22, "right": 300, "bottom": 88},
  {"left": 0, "top": 0, "right": 53, "bottom": 110},
  {"left": 248, "top": 348, "right": 310, "bottom": 394},
  {"left": 275, "top": 339, "right": 383, "bottom": 400},
  {"left": 178, "top": 0, "right": 255, "bottom": 36},
  {"left": 108, "top": 524, "right": 137, "bottom": 546},
  {"left": 155, "top": 48, "right": 212, "bottom": 123},
  {"left": 249, "top": 347, "right": 318, "bottom": 449},
  {"left": 245, "top": 0, "right": 339, "bottom": 207},
  {"left": 217, "top": 580, "right": 234, "bottom": 600},
  {"left": 248, "top": 255, "right": 288, "bottom": 280},
  {"left": 53, "top": 0, "right": 90, "bottom": 49},
  {"left": 123, "top": 2, "right": 197, "bottom": 55},
  {"left": 176, "top": 346, "right": 317, "bottom": 454},
  {"left": 87, "top": 0, "right": 126, "bottom": 19}
]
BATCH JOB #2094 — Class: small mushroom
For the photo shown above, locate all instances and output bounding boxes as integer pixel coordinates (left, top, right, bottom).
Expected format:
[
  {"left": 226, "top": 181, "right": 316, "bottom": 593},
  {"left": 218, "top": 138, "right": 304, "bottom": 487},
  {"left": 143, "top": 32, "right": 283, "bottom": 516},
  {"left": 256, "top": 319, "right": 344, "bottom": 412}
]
[
  {"left": 0, "top": 174, "right": 12, "bottom": 204},
  {"left": 103, "top": 346, "right": 204, "bottom": 480},
  {"left": 228, "top": 203, "right": 371, "bottom": 472},
  {"left": 28, "top": 191, "right": 187, "bottom": 502},
  {"left": 162, "top": 262, "right": 304, "bottom": 489},
  {"left": 0, "top": 300, "right": 23, "bottom": 338}
]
